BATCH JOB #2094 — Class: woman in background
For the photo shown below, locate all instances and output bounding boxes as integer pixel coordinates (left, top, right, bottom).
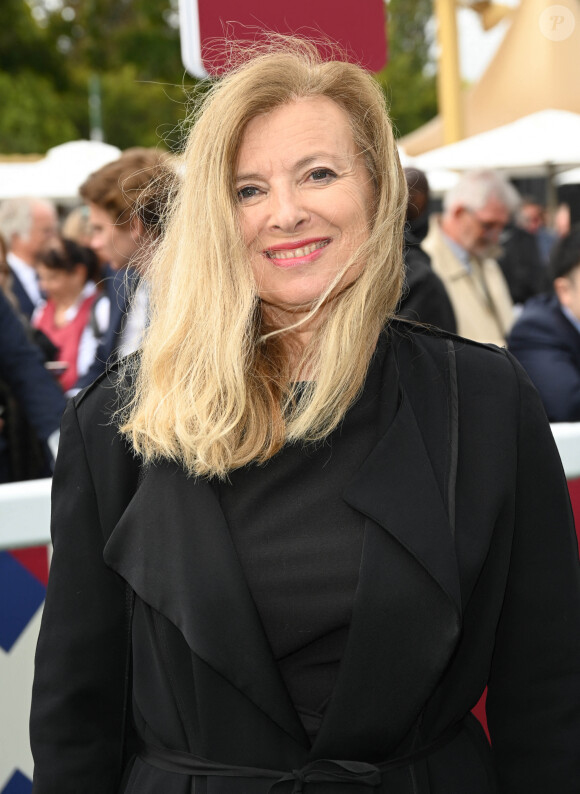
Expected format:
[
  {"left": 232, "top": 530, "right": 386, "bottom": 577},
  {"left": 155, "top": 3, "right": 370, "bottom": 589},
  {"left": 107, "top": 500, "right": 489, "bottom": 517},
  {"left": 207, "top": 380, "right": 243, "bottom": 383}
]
[
  {"left": 31, "top": 41, "right": 580, "bottom": 793},
  {"left": 61, "top": 205, "right": 93, "bottom": 248},
  {"left": 33, "top": 238, "right": 109, "bottom": 393}
]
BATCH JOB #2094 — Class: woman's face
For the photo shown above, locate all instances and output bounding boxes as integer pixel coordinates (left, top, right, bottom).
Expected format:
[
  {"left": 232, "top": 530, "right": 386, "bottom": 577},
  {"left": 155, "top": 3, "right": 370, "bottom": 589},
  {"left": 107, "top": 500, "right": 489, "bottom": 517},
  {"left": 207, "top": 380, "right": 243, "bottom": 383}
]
[
  {"left": 236, "top": 96, "right": 374, "bottom": 330},
  {"left": 37, "top": 263, "right": 86, "bottom": 305},
  {"left": 87, "top": 203, "right": 140, "bottom": 271}
]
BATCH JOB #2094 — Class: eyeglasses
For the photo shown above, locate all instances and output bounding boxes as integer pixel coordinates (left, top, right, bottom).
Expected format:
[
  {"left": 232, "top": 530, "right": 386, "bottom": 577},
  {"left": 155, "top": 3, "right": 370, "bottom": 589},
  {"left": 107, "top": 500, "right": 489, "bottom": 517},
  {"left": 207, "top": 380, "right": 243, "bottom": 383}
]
[{"left": 464, "top": 208, "right": 506, "bottom": 234}]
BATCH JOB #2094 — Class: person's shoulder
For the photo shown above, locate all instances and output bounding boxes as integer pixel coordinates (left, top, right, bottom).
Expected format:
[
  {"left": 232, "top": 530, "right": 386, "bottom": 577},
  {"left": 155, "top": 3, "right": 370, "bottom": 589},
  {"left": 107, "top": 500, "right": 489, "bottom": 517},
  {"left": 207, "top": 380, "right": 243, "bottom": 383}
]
[
  {"left": 72, "top": 352, "right": 139, "bottom": 422},
  {"left": 389, "top": 318, "right": 506, "bottom": 356},
  {"left": 509, "top": 294, "right": 566, "bottom": 342},
  {"left": 388, "top": 319, "right": 535, "bottom": 428},
  {"left": 388, "top": 318, "right": 516, "bottom": 385}
]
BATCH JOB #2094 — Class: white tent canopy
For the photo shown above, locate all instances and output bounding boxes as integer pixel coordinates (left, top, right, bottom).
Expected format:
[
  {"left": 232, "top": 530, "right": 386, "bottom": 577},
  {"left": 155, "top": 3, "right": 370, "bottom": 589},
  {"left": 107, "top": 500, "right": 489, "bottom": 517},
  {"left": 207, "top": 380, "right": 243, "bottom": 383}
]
[
  {"left": 397, "top": 147, "right": 459, "bottom": 196},
  {"left": 0, "top": 140, "right": 121, "bottom": 203},
  {"left": 412, "top": 110, "right": 580, "bottom": 178},
  {"left": 556, "top": 167, "right": 580, "bottom": 187}
]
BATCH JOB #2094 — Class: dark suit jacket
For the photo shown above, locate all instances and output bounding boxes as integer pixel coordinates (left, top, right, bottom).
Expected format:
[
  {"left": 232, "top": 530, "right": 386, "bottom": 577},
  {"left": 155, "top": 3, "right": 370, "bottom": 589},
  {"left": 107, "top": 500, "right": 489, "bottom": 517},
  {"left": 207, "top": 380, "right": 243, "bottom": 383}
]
[
  {"left": 30, "top": 322, "right": 580, "bottom": 793},
  {"left": 9, "top": 267, "right": 36, "bottom": 320},
  {"left": 0, "top": 292, "right": 65, "bottom": 441},
  {"left": 75, "top": 267, "right": 139, "bottom": 390},
  {"left": 497, "top": 226, "right": 548, "bottom": 306},
  {"left": 0, "top": 291, "right": 66, "bottom": 480},
  {"left": 508, "top": 293, "right": 580, "bottom": 422}
]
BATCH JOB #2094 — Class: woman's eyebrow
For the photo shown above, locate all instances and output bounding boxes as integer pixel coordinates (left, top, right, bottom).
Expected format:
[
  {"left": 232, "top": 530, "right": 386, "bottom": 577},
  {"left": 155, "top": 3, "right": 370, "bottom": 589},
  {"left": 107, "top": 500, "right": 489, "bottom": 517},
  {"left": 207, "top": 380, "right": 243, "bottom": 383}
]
[
  {"left": 293, "top": 153, "right": 348, "bottom": 171},
  {"left": 235, "top": 172, "right": 262, "bottom": 183},
  {"left": 236, "top": 152, "right": 349, "bottom": 183}
]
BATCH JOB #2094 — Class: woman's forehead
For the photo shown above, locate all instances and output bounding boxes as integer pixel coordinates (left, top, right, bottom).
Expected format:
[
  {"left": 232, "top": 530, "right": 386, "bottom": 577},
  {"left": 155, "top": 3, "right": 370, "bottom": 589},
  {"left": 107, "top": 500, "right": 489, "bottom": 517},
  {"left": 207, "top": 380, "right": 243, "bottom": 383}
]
[{"left": 237, "top": 97, "right": 358, "bottom": 173}]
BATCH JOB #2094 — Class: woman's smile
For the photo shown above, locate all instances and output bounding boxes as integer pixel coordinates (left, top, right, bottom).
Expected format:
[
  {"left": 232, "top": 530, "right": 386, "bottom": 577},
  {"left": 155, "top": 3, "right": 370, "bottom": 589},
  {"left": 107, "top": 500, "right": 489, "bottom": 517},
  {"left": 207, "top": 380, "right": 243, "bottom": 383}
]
[{"left": 264, "top": 237, "right": 331, "bottom": 265}]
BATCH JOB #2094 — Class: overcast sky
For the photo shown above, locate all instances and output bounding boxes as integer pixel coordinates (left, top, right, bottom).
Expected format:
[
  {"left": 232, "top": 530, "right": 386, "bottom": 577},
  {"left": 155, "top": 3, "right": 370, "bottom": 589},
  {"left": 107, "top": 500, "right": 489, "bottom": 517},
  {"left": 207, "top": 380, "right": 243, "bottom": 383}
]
[{"left": 457, "top": 0, "right": 520, "bottom": 83}]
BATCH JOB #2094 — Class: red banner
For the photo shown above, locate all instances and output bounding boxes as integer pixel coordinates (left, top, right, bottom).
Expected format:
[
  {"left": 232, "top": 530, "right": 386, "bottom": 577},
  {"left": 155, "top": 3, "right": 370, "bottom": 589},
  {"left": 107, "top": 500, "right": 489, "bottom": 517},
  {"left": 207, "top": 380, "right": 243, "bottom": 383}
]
[{"left": 179, "top": 0, "right": 388, "bottom": 77}]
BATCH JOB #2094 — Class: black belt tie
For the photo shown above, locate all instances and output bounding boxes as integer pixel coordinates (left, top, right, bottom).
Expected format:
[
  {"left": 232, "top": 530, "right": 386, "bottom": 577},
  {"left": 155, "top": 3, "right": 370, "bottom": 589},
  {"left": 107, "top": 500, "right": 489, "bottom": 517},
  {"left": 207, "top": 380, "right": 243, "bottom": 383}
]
[
  {"left": 272, "top": 759, "right": 381, "bottom": 791},
  {"left": 139, "top": 721, "right": 461, "bottom": 792}
]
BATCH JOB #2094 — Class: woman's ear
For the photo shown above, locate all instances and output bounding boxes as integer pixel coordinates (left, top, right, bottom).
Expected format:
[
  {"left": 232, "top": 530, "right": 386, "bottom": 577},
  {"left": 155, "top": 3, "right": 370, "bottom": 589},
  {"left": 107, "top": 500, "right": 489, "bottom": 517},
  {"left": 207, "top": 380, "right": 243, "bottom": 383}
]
[{"left": 130, "top": 215, "right": 146, "bottom": 241}]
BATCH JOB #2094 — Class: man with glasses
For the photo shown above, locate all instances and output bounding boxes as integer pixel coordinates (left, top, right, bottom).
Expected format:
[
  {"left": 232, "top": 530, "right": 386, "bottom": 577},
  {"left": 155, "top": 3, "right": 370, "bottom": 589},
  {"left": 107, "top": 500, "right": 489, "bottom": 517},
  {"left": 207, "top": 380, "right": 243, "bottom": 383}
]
[{"left": 423, "top": 169, "right": 518, "bottom": 346}]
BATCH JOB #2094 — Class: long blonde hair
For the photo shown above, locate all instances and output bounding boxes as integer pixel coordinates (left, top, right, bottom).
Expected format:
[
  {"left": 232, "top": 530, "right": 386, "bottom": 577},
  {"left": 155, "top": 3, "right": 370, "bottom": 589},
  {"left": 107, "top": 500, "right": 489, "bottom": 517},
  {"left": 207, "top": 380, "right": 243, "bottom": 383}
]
[{"left": 120, "top": 39, "right": 407, "bottom": 478}]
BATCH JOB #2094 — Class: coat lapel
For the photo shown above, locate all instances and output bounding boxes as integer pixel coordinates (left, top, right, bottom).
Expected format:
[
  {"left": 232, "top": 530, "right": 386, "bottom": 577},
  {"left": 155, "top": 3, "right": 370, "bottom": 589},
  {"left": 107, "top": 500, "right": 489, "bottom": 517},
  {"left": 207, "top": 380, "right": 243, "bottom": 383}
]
[
  {"left": 103, "top": 461, "right": 309, "bottom": 749},
  {"left": 311, "top": 389, "right": 462, "bottom": 760},
  {"left": 104, "top": 329, "right": 462, "bottom": 762}
]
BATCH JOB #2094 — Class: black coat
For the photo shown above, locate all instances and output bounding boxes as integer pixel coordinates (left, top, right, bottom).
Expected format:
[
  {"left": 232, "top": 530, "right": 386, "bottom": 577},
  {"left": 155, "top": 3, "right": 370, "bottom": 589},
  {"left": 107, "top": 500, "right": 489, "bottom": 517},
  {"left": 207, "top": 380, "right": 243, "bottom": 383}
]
[
  {"left": 30, "top": 322, "right": 580, "bottom": 794},
  {"left": 508, "top": 293, "right": 580, "bottom": 422},
  {"left": 399, "top": 231, "right": 457, "bottom": 334},
  {"left": 75, "top": 267, "right": 139, "bottom": 390}
]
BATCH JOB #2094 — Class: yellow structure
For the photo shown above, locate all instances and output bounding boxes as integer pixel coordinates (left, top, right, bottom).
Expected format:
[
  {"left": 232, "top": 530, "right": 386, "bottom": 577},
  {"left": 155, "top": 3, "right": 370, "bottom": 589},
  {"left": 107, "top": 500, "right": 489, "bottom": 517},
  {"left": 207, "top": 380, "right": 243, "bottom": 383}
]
[
  {"left": 466, "top": 1, "right": 515, "bottom": 31},
  {"left": 434, "top": 0, "right": 464, "bottom": 143},
  {"left": 402, "top": 0, "right": 580, "bottom": 155}
]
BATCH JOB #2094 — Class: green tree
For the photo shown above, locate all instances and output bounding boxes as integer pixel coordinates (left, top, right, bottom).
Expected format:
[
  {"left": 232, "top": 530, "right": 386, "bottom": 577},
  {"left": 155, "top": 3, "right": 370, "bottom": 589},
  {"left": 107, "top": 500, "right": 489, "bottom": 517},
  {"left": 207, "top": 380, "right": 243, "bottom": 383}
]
[
  {"left": 0, "top": 0, "right": 192, "bottom": 153},
  {"left": 99, "top": 65, "right": 189, "bottom": 151},
  {"left": 0, "top": 71, "right": 78, "bottom": 153},
  {"left": 376, "top": 0, "right": 438, "bottom": 138},
  {"left": 39, "top": 0, "right": 192, "bottom": 148},
  {"left": 0, "top": 0, "right": 67, "bottom": 83},
  {"left": 37, "top": 0, "right": 184, "bottom": 79}
]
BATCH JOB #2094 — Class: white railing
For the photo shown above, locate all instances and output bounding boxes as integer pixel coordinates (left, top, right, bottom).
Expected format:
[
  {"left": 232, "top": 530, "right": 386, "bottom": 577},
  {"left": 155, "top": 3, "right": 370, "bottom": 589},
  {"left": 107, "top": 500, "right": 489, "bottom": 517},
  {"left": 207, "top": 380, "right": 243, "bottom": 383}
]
[
  {"left": 549, "top": 423, "right": 580, "bottom": 480},
  {"left": 0, "top": 478, "right": 52, "bottom": 552}
]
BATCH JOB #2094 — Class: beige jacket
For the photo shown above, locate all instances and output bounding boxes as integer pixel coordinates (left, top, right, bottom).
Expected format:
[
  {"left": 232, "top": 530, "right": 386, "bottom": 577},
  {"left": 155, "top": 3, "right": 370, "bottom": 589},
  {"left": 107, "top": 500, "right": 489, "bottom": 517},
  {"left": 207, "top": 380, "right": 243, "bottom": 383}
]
[{"left": 422, "top": 217, "right": 514, "bottom": 347}]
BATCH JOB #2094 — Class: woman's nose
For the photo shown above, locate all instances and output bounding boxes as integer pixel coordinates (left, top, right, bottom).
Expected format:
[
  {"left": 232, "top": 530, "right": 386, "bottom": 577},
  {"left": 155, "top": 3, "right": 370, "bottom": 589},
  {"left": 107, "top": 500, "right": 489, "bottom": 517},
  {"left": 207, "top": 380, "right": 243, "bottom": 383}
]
[{"left": 268, "top": 187, "right": 309, "bottom": 232}]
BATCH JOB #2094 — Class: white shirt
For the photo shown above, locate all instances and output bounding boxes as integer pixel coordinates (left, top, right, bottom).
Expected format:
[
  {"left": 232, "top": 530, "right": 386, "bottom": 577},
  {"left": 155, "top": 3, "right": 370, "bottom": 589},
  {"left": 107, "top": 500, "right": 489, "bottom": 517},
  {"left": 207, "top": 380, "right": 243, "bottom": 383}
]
[
  {"left": 75, "top": 283, "right": 110, "bottom": 377},
  {"left": 118, "top": 281, "right": 149, "bottom": 358},
  {"left": 7, "top": 251, "right": 42, "bottom": 307}
]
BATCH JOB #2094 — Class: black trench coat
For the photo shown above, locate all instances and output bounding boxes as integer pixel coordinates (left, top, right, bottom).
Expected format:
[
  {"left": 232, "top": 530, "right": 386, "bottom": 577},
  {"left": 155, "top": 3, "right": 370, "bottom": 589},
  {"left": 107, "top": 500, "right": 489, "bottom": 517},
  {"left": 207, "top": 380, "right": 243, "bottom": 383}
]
[{"left": 30, "top": 322, "right": 580, "bottom": 794}]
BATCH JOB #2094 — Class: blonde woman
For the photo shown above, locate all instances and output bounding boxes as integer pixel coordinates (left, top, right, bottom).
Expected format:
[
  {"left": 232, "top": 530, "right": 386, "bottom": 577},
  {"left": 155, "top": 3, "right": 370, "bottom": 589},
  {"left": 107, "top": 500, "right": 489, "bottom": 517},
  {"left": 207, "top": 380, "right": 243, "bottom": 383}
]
[{"left": 31, "top": 42, "right": 580, "bottom": 793}]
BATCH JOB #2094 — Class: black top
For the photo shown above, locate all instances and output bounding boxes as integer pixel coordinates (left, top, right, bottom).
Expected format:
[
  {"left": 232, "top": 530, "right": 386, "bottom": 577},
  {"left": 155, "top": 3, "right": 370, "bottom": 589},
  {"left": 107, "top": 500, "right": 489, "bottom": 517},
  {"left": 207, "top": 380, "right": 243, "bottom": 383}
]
[
  {"left": 400, "top": 229, "right": 457, "bottom": 333},
  {"left": 217, "top": 335, "right": 398, "bottom": 741}
]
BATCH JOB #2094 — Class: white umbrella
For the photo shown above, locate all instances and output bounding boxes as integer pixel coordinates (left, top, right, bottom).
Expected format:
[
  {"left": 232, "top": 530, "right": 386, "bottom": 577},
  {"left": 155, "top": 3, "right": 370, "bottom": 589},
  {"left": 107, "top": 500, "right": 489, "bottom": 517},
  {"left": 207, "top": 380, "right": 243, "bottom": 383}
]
[
  {"left": 413, "top": 110, "right": 580, "bottom": 177},
  {"left": 555, "top": 167, "right": 580, "bottom": 186},
  {"left": 0, "top": 140, "right": 121, "bottom": 203},
  {"left": 397, "top": 146, "right": 460, "bottom": 197}
]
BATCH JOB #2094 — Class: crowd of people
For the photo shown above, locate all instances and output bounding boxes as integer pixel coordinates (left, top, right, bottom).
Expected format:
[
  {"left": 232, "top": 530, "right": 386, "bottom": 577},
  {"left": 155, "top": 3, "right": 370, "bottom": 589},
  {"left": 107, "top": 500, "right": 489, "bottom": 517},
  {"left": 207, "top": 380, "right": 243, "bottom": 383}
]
[
  {"left": 400, "top": 166, "right": 579, "bottom": 422},
  {"left": 0, "top": 147, "right": 578, "bottom": 482},
  {"left": 0, "top": 147, "right": 174, "bottom": 482}
]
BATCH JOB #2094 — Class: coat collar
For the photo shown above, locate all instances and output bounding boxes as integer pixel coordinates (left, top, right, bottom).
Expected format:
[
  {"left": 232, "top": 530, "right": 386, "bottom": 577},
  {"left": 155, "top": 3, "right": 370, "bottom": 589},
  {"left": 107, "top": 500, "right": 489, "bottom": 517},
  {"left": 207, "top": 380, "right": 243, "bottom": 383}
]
[
  {"left": 103, "top": 458, "right": 310, "bottom": 749},
  {"left": 104, "top": 331, "right": 461, "bottom": 758},
  {"left": 312, "top": 390, "right": 461, "bottom": 760}
]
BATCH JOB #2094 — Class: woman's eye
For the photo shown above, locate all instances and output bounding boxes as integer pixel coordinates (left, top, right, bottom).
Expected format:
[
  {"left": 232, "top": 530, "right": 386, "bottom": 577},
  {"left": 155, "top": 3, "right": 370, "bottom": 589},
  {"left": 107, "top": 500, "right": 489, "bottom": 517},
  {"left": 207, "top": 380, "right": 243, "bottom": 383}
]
[
  {"left": 237, "top": 186, "right": 260, "bottom": 201},
  {"left": 309, "top": 169, "right": 337, "bottom": 183}
]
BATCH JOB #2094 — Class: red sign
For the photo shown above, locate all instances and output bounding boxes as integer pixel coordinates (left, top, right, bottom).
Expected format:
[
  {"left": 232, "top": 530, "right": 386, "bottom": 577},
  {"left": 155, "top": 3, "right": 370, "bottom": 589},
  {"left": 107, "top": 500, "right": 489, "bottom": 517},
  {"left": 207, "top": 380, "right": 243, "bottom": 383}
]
[{"left": 179, "top": 0, "right": 388, "bottom": 78}]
